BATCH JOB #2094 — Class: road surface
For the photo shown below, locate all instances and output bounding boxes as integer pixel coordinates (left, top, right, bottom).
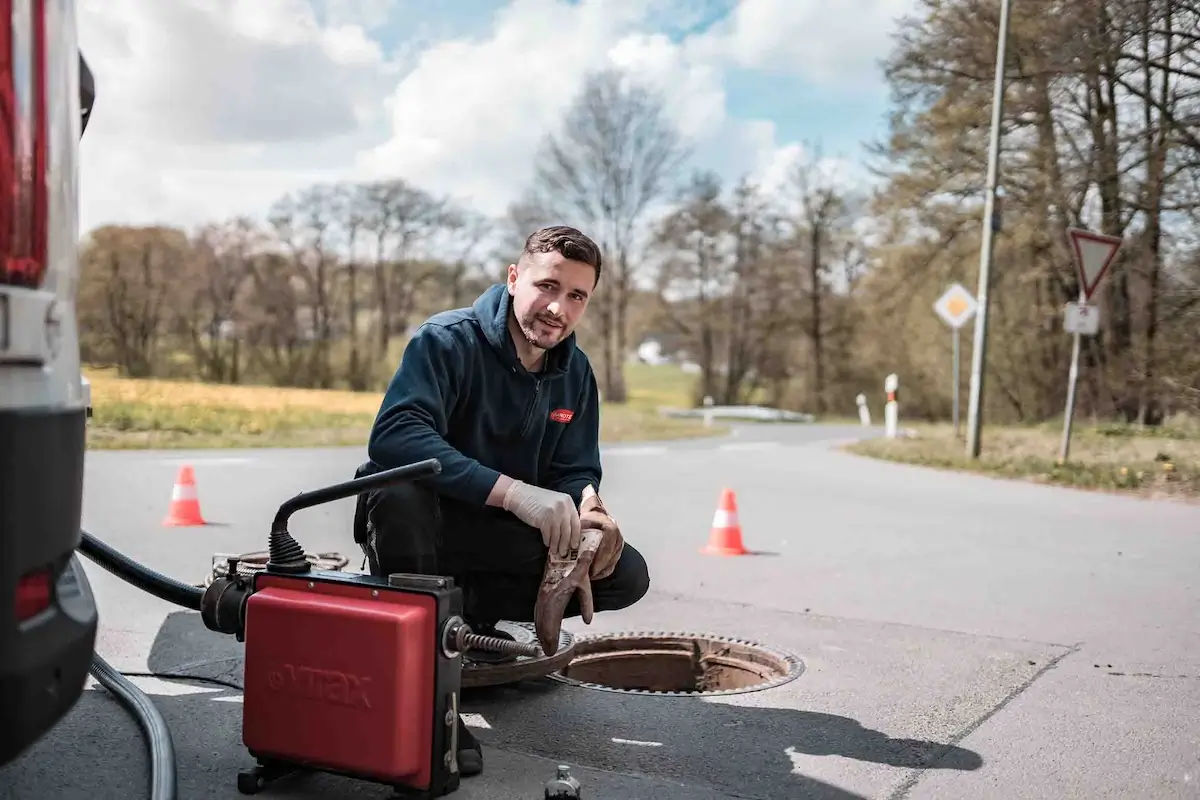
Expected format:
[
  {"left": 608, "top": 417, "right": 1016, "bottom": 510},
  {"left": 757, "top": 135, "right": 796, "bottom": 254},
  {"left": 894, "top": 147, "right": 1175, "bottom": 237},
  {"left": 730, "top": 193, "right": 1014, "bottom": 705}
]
[{"left": 2, "top": 422, "right": 1198, "bottom": 799}]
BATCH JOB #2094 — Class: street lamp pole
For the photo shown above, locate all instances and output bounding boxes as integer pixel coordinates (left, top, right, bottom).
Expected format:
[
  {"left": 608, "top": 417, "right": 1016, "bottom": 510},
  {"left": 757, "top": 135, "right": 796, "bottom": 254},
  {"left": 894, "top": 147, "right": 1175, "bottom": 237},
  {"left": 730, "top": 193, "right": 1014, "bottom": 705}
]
[{"left": 965, "top": 0, "right": 1015, "bottom": 459}]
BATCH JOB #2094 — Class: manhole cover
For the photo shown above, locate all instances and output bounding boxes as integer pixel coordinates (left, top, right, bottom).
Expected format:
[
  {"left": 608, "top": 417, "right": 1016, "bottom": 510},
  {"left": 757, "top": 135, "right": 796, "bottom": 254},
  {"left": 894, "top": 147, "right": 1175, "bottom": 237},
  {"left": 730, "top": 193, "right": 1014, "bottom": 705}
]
[{"left": 548, "top": 632, "right": 804, "bottom": 697}]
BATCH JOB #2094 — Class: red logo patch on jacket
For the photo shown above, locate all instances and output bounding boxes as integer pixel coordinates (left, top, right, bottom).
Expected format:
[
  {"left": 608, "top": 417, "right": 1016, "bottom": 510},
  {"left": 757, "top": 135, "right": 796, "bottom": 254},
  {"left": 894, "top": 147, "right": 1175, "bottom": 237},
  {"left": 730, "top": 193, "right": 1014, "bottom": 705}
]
[{"left": 549, "top": 408, "right": 574, "bottom": 423}]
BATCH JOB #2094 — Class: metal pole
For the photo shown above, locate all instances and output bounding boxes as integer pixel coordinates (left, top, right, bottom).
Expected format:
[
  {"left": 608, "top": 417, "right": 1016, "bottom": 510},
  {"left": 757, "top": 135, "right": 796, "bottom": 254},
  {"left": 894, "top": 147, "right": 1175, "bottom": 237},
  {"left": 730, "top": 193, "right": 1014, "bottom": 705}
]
[
  {"left": 964, "top": 0, "right": 1014, "bottom": 459},
  {"left": 953, "top": 327, "right": 961, "bottom": 438},
  {"left": 1058, "top": 292, "right": 1085, "bottom": 463}
]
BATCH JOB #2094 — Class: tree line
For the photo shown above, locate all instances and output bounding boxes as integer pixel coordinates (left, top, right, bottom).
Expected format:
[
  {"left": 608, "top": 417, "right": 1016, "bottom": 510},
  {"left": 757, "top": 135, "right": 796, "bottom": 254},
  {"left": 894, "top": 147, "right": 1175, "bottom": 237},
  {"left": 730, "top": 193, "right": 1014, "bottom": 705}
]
[{"left": 78, "top": 0, "right": 1200, "bottom": 423}]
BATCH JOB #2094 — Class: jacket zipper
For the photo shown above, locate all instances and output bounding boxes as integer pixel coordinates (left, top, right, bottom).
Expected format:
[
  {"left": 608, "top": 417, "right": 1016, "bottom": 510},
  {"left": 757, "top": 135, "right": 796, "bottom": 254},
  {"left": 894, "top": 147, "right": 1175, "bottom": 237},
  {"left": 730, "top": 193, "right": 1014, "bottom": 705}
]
[{"left": 520, "top": 377, "right": 542, "bottom": 437}]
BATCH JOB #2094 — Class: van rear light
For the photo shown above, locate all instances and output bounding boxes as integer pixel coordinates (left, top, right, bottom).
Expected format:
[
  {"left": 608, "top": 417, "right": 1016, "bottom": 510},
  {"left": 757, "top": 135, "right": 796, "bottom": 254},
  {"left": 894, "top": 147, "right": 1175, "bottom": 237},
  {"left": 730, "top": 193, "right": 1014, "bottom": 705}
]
[
  {"left": 15, "top": 565, "right": 53, "bottom": 621},
  {"left": 1, "top": 0, "right": 49, "bottom": 290}
]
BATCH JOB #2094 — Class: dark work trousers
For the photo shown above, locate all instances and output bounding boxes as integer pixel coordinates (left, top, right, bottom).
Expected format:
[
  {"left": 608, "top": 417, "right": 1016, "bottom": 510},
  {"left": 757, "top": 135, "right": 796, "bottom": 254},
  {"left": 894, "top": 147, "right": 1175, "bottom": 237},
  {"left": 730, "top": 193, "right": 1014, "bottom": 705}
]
[{"left": 352, "top": 466, "right": 650, "bottom": 628}]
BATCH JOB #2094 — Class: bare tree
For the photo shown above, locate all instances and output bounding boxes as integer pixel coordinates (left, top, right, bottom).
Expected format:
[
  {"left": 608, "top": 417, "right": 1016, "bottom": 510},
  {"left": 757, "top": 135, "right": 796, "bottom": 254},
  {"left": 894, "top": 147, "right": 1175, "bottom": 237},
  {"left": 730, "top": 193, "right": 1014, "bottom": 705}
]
[
  {"left": 530, "top": 67, "right": 690, "bottom": 402},
  {"left": 268, "top": 185, "right": 341, "bottom": 387},
  {"left": 651, "top": 170, "right": 735, "bottom": 401},
  {"left": 77, "top": 225, "right": 190, "bottom": 377},
  {"left": 785, "top": 147, "right": 858, "bottom": 414},
  {"left": 434, "top": 205, "right": 494, "bottom": 307},
  {"left": 328, "top": 182, "right": 371, "bottom": 389},
  {"left": 182, "top": 217, "right": 263, "bottom": 382},
  {"left": 361, "top": 179, "right": 446, "bottom": 357}
]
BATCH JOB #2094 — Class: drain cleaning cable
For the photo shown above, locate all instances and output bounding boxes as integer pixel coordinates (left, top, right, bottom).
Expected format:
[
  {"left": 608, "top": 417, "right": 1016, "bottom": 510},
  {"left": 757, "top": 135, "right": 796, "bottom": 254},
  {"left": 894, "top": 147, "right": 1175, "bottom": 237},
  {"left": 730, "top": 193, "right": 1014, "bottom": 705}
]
[{"left": 76, "top": 528, "right": 207, "bottom": 800}]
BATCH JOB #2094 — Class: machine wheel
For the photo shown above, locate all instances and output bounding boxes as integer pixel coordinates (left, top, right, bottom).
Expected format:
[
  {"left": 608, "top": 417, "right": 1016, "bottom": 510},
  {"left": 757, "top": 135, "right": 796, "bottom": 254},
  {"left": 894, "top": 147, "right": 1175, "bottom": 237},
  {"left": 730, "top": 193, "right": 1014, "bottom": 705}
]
[{"left": 236, "top": 770, "right": 264, "bottom": 794}]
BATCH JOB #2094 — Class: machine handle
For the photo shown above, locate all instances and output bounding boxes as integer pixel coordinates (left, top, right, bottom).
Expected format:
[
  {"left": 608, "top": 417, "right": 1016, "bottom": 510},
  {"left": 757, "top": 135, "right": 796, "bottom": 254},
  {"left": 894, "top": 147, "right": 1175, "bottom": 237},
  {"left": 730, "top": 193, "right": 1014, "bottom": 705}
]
[{"left": 270, "top": 458, "right": 442, "bottom": 533}]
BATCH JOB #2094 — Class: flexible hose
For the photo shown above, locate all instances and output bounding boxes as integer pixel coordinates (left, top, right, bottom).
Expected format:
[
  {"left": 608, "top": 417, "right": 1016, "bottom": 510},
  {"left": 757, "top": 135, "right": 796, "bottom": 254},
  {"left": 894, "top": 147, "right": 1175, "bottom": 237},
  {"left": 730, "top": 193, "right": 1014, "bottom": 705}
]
[
  {"left": 78, "top": 529, "right": 203, "bottom": 611},
  {"left": 89, "top": 652, "right": 178, "bottom": 800},
  {"left": 77, "top": 530, "right": 199, "bottom": 800}
]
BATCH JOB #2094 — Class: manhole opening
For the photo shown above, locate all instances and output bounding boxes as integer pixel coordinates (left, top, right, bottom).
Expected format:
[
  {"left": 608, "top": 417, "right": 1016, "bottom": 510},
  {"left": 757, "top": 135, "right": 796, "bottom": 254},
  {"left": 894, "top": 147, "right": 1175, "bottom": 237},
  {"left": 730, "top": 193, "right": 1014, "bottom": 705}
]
[{"left": 551, "top": 633, "right": 803, "bottom": 696}]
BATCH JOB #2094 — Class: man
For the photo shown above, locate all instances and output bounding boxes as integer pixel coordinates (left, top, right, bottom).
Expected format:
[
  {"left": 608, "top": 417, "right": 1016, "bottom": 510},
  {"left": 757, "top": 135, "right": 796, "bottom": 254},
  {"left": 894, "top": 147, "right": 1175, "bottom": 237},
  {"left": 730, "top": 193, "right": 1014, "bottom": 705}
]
[{"left": 353, "top": 225, "right": 651, "bottom": 778}]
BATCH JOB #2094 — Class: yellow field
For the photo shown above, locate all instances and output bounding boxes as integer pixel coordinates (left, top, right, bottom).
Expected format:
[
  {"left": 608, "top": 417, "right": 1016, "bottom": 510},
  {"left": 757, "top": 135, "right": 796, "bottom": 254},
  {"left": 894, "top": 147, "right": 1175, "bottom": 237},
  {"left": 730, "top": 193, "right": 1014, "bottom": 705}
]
[{"left": 83, "top": 362, "right": 724, "bottom": 450}]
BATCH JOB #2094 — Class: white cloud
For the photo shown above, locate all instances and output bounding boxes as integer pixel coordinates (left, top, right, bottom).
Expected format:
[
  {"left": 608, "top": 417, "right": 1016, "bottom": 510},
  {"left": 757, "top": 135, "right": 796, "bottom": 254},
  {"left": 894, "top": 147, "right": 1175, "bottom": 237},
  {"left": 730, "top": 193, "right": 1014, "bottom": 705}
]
[
  {"left": 701, "top": 0, "right": 918, "bottom": 87},
  {"left": 76, "top": 0, "right": 396, "bottom": 232},
  {"left": 74, "top": 0, "right": 913, "bottom": 236},
  {"left": 354, "top": 0, "right": 722, "bottom": 216}
]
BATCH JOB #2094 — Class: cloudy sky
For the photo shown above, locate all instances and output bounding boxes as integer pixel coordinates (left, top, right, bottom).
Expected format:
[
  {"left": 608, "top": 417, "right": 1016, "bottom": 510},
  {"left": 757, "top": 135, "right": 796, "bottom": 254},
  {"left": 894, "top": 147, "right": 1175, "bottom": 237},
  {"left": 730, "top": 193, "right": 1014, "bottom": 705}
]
[{"left": 76, "top": 0, "right": 917, "bottom": 236}]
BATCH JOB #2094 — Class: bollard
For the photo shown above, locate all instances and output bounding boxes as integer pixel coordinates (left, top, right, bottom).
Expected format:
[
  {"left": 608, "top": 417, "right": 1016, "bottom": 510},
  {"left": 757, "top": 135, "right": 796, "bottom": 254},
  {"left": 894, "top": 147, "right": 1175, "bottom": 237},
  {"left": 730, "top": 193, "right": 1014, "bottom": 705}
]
[
  {"left": 855, "top": 393, "right": 871, "bottom": 427},
  {"left": 884, "top": 374, "right": 899, "bottom": 439}
]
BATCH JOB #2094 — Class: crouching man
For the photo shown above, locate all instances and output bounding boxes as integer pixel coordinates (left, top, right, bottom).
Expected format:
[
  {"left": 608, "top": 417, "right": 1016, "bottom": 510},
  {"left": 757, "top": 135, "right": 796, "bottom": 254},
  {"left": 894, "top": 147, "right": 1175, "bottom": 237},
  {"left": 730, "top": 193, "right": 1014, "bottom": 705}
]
[{"left": 351, "top": 225, "right": 650, "bottom": 778}]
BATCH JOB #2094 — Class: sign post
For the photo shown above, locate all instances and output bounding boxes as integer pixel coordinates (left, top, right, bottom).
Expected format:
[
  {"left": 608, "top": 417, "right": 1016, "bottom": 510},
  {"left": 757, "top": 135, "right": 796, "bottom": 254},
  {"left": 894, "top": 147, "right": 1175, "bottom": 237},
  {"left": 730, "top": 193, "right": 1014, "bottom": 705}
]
[
  {"left": 933, "top": 283, "right": 978, "bottom": 438},
  {"left": 1058, "top": 227, "right": 1123, "bottom": 463}
]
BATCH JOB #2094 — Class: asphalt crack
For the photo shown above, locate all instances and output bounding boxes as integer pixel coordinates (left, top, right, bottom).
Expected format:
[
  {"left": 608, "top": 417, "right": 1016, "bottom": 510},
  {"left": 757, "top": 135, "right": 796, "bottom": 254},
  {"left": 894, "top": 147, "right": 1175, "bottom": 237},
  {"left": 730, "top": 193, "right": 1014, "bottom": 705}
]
[{"left": 885, "top": 640, "right": 1084, "bottom": 800}]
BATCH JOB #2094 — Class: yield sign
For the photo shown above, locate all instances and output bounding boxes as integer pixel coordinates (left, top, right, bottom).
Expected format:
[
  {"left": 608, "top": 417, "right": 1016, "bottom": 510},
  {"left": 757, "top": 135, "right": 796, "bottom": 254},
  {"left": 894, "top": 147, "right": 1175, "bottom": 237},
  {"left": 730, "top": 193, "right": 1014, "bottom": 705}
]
[{"left": 1067, "top": 227, "right": 1123, "bottom": 300}]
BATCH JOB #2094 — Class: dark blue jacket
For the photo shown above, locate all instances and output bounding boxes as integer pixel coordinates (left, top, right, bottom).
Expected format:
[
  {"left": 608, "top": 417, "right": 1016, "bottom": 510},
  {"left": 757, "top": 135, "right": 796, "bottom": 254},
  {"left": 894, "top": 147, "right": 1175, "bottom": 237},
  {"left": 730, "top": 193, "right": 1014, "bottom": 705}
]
[{"left": 367, "top": 283, "right": 602, "bottom": 509}]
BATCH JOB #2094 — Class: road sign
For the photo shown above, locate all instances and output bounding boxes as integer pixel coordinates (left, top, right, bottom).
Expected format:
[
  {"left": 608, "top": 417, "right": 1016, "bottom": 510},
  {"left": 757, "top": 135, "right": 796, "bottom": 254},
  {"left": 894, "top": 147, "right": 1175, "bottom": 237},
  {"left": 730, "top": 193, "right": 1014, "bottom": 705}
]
[
  {"left": 932, "top": 284, "right": 976, "bottom": 439},
  {"left": 1059, "top": 228, "right": 1122, "bottom": 465},
  {"left": 1063, "top": 301, "right": 1100, "bottom": 336},
  {"left": 1067, "top": 227, "right": 1122, "bottom": 300},
  {"left": 932, "top": 283, "right": 977, "bottom": 329}
]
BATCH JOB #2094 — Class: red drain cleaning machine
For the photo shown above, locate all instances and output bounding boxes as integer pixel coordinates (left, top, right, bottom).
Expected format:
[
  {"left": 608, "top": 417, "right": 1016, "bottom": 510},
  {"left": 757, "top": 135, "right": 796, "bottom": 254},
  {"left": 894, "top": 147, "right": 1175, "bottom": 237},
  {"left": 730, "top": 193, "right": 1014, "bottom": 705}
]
[{"left": 199, "top": 459, "right": 541, "bottom": 798}]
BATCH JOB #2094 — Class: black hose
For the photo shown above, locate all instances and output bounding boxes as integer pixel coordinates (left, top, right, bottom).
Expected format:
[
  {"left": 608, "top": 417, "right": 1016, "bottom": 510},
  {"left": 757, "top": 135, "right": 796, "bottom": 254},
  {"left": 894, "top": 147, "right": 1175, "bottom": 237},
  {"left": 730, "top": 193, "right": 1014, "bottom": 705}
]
[
  {"left": 77, "top": 529, "right": 200, "bottom": 800},
  {"left": 78, "top": 529, "right": 203, "bottom": 611},
  {"left": 89, "top": 652, "right": 178, "bottom": 800}
]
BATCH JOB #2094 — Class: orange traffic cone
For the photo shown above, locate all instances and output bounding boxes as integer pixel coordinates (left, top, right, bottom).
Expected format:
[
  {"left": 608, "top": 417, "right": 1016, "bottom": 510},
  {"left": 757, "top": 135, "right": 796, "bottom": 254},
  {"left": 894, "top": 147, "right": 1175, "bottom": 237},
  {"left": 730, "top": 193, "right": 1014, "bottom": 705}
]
[
  {"left": 163, "top": 465, "right": 206, "bottom": 526},
  {"left": 701, "top": 488, "right": 748, "bottom": 556}
]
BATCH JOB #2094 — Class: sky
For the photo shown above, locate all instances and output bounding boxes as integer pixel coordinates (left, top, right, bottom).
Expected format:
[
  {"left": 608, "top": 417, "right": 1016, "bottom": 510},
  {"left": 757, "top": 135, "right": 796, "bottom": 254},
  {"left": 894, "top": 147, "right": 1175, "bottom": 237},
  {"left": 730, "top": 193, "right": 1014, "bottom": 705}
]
[{"left": 75, "top": 0, "right": 919, "bottom": 237}]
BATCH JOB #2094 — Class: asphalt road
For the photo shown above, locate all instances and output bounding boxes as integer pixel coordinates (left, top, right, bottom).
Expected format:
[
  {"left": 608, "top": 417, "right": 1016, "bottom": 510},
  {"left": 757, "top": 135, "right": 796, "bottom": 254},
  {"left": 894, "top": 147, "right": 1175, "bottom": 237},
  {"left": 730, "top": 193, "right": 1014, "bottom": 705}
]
[{"left": 3, "top": 422, "right": 1199, "bottom": 800}]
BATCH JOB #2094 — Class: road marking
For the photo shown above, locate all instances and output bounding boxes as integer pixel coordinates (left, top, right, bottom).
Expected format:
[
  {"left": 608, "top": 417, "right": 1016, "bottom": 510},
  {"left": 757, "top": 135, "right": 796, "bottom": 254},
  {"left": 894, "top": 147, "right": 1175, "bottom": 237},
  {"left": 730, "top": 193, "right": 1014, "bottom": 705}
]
[
  {"left": 461, "top": 713, "right": 491, "bottom": 729},
  {"left": 717, "top": 441, "right": 781, "bottom": 452},
  {"left": 85, "top": 675, "right": 226, "bottom": 697},
  {"left": 611, "top": 737, "right": 663, "bottom": 747},
  {"left": 158, "top": 457, "right": 255, "bottom": 466}
]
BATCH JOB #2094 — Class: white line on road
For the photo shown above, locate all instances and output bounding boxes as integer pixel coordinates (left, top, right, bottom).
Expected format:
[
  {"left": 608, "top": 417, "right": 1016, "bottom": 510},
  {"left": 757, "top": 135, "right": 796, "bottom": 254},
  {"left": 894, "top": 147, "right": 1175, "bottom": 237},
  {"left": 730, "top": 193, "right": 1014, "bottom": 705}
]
[
  {"left": 461, "top": 713, "right": 492, "bottom": 729},
  {"left": 611, "top": 737, "right": 663, "bottom": 747}
]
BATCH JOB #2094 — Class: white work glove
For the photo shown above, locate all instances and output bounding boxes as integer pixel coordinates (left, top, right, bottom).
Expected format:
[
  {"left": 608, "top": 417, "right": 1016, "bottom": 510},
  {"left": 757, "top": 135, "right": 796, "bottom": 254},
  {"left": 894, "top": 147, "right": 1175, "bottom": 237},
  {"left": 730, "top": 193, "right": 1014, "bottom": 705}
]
[{"left": 502, "top": 481, "right": 581, "bottom": 557}]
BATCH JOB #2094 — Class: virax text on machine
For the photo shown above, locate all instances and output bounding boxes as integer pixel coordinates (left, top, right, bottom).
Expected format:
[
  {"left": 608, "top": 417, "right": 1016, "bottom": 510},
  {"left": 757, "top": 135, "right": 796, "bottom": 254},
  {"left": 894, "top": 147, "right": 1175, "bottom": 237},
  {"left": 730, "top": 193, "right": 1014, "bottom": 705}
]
[{"left": 198, "top": 458, "right": 541, "bottom": 798}]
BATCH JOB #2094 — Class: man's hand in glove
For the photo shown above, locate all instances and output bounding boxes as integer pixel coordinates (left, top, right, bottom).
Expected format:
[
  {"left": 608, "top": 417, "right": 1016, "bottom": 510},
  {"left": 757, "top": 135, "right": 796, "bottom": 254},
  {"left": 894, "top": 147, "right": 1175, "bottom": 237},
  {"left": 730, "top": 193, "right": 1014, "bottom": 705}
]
[
  {"left": 501, "top": 480, "right": 581, "bottom": 557},
  {"left": 533, "top": 528, "right": 604, "bottom": 654},
  {"left": 578, "top": 486, "right": 623, "bottom": 581}
]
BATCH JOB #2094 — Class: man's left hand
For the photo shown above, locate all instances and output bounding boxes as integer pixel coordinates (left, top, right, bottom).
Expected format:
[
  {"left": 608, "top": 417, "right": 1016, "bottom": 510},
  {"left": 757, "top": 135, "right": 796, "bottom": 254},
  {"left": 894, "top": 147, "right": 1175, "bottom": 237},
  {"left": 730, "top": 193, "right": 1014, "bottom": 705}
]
[{"left": 579, "top": 503, "right": 623, "bottom": 581}]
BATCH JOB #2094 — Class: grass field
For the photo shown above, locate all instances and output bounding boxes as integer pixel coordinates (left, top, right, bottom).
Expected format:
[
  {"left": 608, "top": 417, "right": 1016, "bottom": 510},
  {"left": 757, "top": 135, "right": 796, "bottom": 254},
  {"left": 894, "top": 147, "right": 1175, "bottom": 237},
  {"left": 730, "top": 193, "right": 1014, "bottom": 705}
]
[
  {"left": 845, "top": 418, "right": 1200, "bottom": 500},
  {"left": 84, "top": 362, "right": 725, "bottom": 451}
]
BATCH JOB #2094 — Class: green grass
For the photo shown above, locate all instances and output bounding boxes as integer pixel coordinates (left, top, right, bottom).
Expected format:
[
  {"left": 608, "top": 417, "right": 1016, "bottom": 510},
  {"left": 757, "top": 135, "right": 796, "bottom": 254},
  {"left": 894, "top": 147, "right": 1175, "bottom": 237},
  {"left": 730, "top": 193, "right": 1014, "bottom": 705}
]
[
  {"left": 84, "top": 362, "right": 726, "bottom": 451},
  {"left": 844, "top": 417, "right": 1200, "bottom": 500}
]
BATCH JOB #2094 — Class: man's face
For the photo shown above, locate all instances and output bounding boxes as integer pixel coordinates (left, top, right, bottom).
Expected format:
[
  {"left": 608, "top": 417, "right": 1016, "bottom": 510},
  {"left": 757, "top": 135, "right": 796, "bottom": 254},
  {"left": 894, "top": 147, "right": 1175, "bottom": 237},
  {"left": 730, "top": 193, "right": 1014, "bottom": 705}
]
[{"left": 507, "top": 250, "right": 595, "bottom": 351}]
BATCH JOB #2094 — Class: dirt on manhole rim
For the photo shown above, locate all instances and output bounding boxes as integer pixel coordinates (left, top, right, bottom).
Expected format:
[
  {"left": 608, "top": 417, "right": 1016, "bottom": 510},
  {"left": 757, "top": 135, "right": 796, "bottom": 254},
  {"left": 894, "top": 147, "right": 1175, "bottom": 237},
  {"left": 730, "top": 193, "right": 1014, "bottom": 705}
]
[{"left": 548, "top": 632, "right": 805, "bottom": 696}]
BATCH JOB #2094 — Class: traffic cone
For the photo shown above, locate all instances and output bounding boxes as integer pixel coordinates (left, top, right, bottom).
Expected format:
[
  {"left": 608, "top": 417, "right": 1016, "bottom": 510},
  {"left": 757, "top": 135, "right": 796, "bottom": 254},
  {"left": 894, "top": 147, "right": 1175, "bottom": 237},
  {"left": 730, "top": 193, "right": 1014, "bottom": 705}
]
[
  {"left": 701, "top": 488, "right": 748, "bottom": 556},
  {"left": 163, "top": 465, "right": 206, "bottom": 526}
]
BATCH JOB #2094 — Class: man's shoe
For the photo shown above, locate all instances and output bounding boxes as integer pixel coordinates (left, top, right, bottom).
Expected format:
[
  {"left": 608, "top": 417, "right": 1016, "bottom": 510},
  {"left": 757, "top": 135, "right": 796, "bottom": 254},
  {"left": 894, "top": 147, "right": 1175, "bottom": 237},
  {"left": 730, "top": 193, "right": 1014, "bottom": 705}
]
[{"left": 457, "top": 714, "right": 483, "bottom": 777}]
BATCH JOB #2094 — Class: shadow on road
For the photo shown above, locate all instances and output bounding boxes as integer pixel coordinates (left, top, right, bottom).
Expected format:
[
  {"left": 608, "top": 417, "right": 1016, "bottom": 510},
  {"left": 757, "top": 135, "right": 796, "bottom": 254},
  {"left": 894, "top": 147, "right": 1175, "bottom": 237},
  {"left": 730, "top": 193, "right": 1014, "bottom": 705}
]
[
  {"left": 462, "top": 678, "right": 981, "bottom": 799},
  {"left": 123, "top": 611, "right": 982, "bottom": 800}
]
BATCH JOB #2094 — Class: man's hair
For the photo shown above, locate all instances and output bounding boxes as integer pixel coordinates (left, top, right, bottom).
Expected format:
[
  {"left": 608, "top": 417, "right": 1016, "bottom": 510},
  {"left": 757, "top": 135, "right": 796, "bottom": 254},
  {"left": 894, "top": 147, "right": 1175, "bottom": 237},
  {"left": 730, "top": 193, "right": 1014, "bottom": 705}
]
[{"left": 521, "top": 226, "right": 603, "bottom": 284}]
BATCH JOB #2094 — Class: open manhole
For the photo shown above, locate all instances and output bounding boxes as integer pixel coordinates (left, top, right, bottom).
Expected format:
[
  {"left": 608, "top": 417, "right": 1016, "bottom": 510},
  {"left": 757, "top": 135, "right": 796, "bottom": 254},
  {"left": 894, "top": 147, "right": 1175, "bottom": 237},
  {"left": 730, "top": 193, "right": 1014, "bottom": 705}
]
[{"left": 548, "top": 632, "right": 804, "bottom": 697}]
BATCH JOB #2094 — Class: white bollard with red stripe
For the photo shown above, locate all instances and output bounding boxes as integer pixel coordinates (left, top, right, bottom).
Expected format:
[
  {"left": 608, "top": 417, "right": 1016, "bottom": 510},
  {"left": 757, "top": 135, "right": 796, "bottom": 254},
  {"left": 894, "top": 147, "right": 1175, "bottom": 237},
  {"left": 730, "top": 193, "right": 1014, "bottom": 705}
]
[{"left": 884, "top": 373, "right": 899, "bottom": 439}]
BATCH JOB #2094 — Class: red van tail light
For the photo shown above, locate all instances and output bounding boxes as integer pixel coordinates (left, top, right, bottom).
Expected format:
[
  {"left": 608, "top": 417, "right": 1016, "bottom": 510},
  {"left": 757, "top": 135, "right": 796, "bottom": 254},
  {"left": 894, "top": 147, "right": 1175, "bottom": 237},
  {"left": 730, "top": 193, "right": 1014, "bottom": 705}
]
[
  {"left": 1, "top": 0, "right": 49, "bottom": 290},
  {"left": 14, "top": 565, "right": 53, "bottom": 621}
]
